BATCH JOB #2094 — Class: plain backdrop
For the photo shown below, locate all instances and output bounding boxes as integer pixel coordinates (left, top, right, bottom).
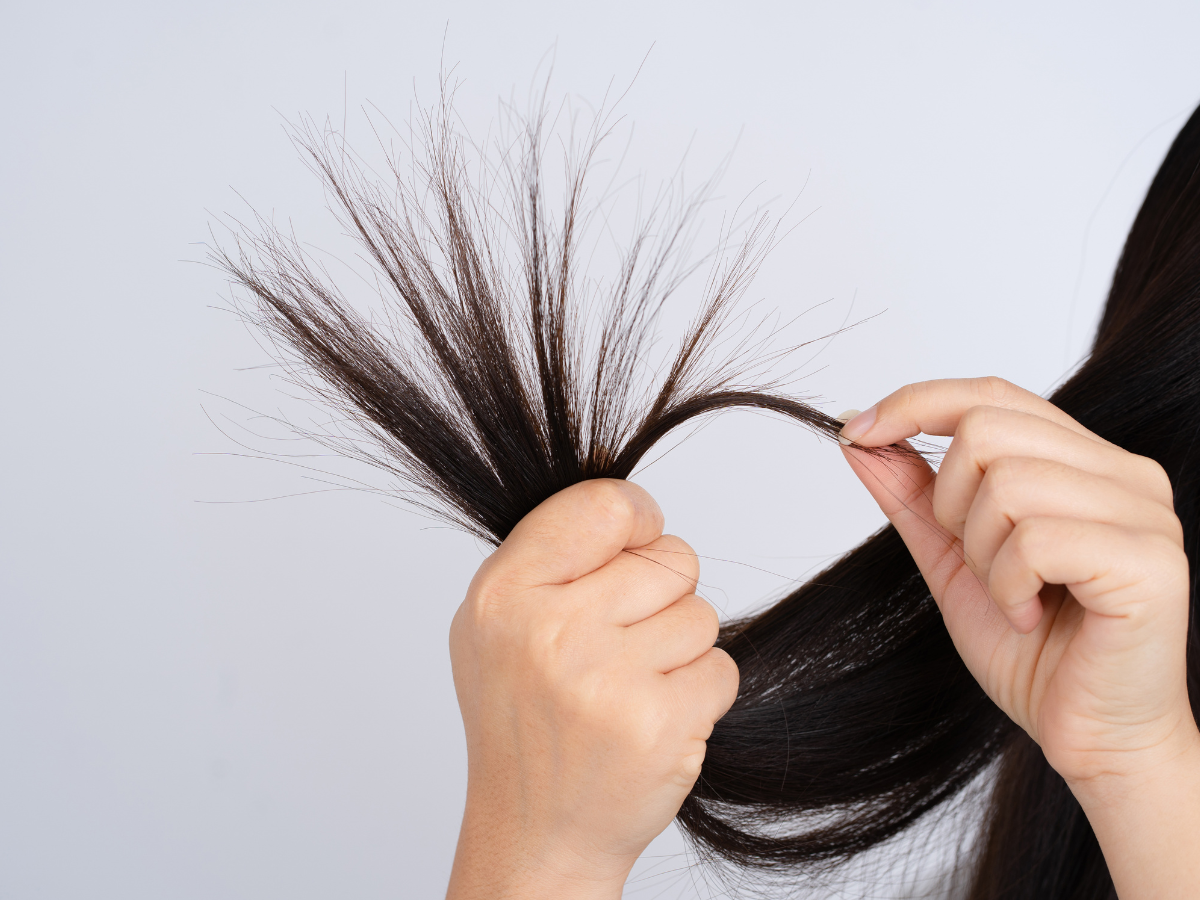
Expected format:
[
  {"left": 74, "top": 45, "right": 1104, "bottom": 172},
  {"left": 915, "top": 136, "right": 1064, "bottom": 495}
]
[{"left": 3, "top": 2, "right": 1200, "bottom": 898}]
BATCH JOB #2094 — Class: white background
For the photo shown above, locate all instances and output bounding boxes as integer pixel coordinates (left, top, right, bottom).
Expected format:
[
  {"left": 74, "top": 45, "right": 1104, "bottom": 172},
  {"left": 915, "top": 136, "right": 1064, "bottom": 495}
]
[{"left": 2, "top": 2, "right": 1199, "bottom": 897}]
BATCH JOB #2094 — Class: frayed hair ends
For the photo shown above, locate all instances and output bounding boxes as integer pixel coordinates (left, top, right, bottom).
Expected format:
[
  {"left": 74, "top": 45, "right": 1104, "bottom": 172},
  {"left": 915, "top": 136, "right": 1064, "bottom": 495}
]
[
  {"left": 213, "top": 84, "right": 1200, "bottom": 899},
  {"left": 212, "top": 93, "right": 853, "bottom": 545}
]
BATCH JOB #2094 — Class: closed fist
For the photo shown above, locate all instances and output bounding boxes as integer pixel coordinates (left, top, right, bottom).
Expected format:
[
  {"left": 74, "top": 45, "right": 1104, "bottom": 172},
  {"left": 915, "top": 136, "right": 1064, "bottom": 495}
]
[{"left": 446, "top": 479, "right": 739, "bottom": 900}]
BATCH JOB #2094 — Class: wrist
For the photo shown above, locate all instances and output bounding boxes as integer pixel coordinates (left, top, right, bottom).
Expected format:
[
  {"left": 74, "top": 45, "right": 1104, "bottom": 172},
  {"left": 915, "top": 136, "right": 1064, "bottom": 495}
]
[
  {"left": 1063, "top": 721, "right": 1200, "bottom": 899},
  {"left": 447, "top": 860, "right": 625, "bottom": 900},
  {"left": 446, "top": 793, "right": 633, "bottom": 900},
  {"left": 1064, "top": 719, "right": 1200, "bottom": 810}
]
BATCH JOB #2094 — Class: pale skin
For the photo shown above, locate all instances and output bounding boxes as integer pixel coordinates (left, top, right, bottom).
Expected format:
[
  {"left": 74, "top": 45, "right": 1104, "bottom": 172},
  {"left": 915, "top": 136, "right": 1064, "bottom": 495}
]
[{"left": 445, "top": 377, "right": 1200, "bottom": 899}]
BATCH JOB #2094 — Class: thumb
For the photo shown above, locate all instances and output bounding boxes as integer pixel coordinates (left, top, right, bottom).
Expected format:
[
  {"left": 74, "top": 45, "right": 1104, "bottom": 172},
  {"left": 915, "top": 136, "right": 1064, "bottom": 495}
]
[{"left": 838, "top": 435, "right": 963, "bottom": 601}]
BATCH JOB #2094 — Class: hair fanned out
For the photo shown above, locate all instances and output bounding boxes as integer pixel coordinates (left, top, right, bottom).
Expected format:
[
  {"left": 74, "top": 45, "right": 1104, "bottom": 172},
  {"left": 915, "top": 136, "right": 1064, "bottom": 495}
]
[
  {"left": 213, "top": 82, "right": 1200, "bottom": 900},
  {"left": 213, "top": 86, "right": 855, "bottom": 544}
]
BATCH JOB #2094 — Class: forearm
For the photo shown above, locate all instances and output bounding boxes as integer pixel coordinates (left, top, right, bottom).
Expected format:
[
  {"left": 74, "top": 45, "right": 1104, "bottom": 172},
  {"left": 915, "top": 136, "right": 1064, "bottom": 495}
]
[{"left": 1069, "top": 730, "right": 1200, "bottom": 899}]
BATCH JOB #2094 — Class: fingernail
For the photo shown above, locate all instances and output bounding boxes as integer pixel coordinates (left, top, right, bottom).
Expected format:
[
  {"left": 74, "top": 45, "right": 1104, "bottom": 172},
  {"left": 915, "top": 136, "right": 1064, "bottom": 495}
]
[
  {"left": 837, "top": 405, "right": 877, "bottom": 445},
  {"left": 835, "top": 409, "right": 859, "bottom": 446}
]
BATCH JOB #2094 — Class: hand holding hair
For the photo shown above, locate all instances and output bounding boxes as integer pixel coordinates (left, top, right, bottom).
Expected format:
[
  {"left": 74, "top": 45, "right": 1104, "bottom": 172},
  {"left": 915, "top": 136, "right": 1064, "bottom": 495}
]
[
  {"left": 445, "top": 479, "right": 738, "bottom": 900},
  {"left": 840, "top": 376, "right": 1200, "bottom": 898}
]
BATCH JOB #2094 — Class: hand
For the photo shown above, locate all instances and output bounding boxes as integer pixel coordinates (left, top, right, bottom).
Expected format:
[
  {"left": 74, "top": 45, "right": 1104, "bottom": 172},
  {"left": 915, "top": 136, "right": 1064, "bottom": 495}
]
[
  {"left": 445, "top": 480, "right": 739, "bottom": 900},
  {"left": 840, "top": 377, "right": 1200, "bottom": 897},
  {"left": 839, "top": 376, "right": 1196, "bottom": 786}
]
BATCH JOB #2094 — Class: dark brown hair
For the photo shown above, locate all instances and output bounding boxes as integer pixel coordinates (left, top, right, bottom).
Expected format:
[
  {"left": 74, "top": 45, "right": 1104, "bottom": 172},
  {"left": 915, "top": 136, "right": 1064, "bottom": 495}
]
[{"left": 213, "top": 85, "right": 1200, "bottom": 898}]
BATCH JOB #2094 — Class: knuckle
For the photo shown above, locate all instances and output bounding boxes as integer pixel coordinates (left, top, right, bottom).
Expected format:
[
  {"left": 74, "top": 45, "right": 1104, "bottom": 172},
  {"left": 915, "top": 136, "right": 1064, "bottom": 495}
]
[
  {"left": 553, "top": 666, "right": 624, "bottom": 733},
  {"left": 465, "top": 577, "right": 510, "bottom": 625},
  {"left": 574, "top": 478, "right": 639, "bottom": 533},
  {"left": 681, "top": 596, "right": 720, "bottom": 644},
  {"left": 675, "top": 748, "right": 707, "bottom": 785},
  {"left": 524, "top": 615, "right": 570, "bottom": 665},
  {"left": 1130, "top": 531, "right": 1190, "bottom": 607},
  {"left": 887, "top": 382, "right": 922, "bottom": 417},
  {"left": 979, "top": 457, "right": 1026, "bottom": 505},
  {"left": 525, "top": 608, "right": 596, "bottom": 680},
  {"left": 566, "top": 665, "right": 611, "bottom": 709},
  {"left": 956, "top": 404, "right": 997, "bottom": 443},
  {"left": 574, "top": 477, "right": 636, "bottom": 519},
  {"left": 1143, "top": 529, "right": 1186, "bottom": 568},
  {"left": 709, "top": 647, "right": 741, "bottom": 690},
  {"left": 987, "top": 454, "right": 1022, "bottom": 481},
  {"left": 979, "top": 375, "right": 1016, "bottom": 404},
  {"left": 1136, "top": 455, "right": 1174, "bottom": 503},
  {"left": 1164, "top": 511, "right": 1185, "bottom": 546},
  {"left": 1008, "top": 518, "right": 1042, "bottom": 560},
  {"left": 1144, "top": 497, "right": 1185, "bottom": 544},
  {"left": 464, "top": 558, "right": 533, "bottom": 625},
  {"left": 620, "top": 701, "right": 670, "bottom": 753}
]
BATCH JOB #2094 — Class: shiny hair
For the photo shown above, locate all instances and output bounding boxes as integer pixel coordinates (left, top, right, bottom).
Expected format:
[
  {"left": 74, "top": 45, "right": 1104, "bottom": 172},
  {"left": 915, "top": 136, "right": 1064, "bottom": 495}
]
[{"left": 213, "top": 86, "right": 1200, "bottom": 898}]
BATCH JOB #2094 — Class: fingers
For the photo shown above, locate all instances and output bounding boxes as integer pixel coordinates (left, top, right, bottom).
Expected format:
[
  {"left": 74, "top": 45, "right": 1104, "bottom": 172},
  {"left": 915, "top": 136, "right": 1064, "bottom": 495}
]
[
  {"left": 840, "top": 376, "right": 1105, "bottom": 448},
  {"left": 961, "top": 457, "right": 1181, "bottom": 584},
  {"left": 625, "top": 594, "right": 719, "bottom": 673},
  {"left": 989, "top": 518, "right": 1189, "bottom": 633},
  {"left": 574, "top": 534, "right": 700, "bottom": 626},
  {"left": 840, "top": 440, "right": 965, "bottom": 600},
  {"left": 842, "top": 378, "right": 1187, "bottom": 643},
  {"left": 665, "top": 646, "right": 740, "bottom": 726},
  {"left": 932, "top": 408, "right": 1174, "bottom": 533},
  {"left": 486, "top": 479, "right": 664, "bottom": 588}
]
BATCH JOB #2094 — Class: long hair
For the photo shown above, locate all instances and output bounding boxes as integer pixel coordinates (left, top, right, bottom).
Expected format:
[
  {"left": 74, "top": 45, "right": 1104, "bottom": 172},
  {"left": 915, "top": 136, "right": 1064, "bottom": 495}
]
[{"left": 213, "top": 84, "right": 1200, "bottom": 898}]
